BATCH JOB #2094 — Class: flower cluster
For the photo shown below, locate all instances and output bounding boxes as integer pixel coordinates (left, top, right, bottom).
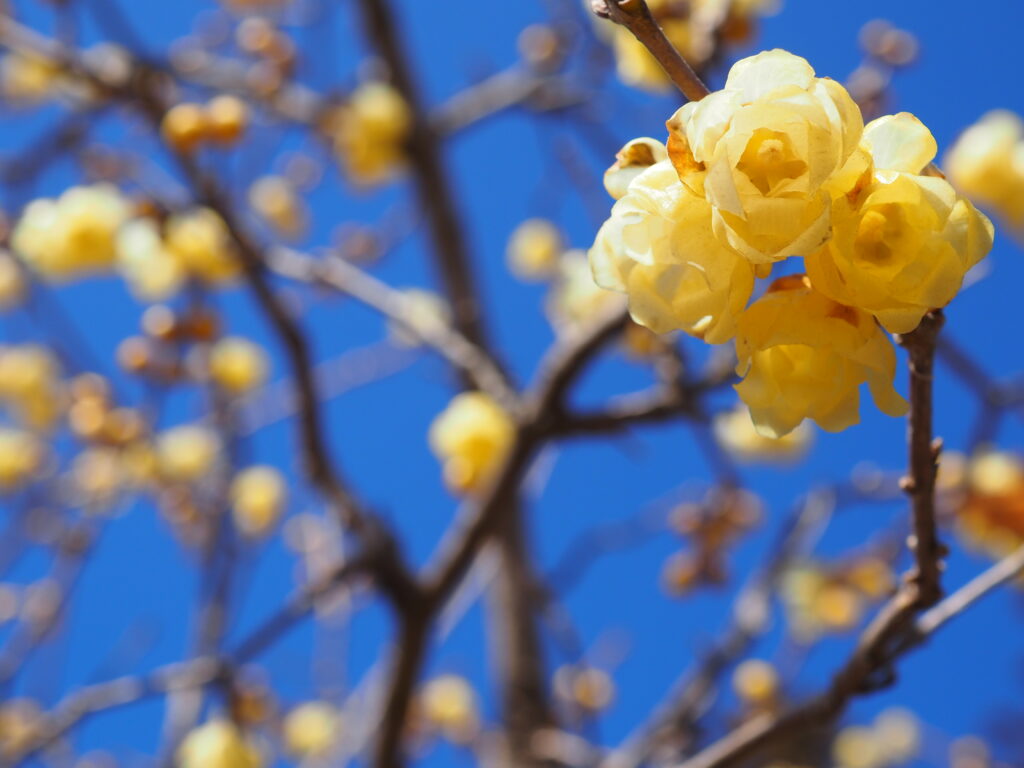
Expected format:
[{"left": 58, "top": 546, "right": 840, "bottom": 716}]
[
  {"left": 596, "top": 0, "right": 780, "bottom": 92},
  {"left": 591, "top": 50, "right": 993, "bottom": 436},
  {"left": 9, "top": 183, "right": 242, "bottom": 300}
]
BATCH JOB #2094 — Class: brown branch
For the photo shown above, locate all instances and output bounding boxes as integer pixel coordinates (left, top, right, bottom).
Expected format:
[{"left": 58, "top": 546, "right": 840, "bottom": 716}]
[
  {"left": 896, "top": 310, "right": 945, "bottom": 606},
  {"left": 590, "top": 0, "right": 710, "bottom": 101},
  {"left": 671, "top": 314, "right": 949, "bottom": 768}
]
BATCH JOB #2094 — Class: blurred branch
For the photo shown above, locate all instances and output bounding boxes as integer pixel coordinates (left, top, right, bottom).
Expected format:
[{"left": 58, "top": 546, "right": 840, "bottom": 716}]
[{"left": 268, "top": 247, "right": 517, "bottom": 407}]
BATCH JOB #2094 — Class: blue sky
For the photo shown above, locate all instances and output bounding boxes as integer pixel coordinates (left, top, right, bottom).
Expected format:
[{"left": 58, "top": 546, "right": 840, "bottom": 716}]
[{"left": 3, "top": 0, "right": 1024, "bottom": 766}]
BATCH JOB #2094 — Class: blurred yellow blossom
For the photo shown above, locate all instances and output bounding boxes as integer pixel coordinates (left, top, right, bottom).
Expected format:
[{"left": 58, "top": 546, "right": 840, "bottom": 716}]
[
  {"left": 13, "top": 185, "right": 130, "bottom": 280},
  {"left": 155, "top": 424, "right": 221, "bottom": 483},
  {"left": 0, "top": 699, "right": 42, "bottom": 759},
  {"left": 178, "top": 720, "right": 262, "bottom": 768},
  {"left": 945, "top": 110, "right": 1024, "bottom": 233},
  {"left": 0, "top": 252, "right": 26, "bottom": 309},
  {"left": 0, "top": 345, "right": 63, "bottom": 430},
  {"left": 420, "top": 674, "right": 479, "bottom": 743},
  {"left": 598, "top": 0, "right": 779, "bottom": 92},
  {"left": 548, "top": 249, "right": 623, "bottom": 333},
  {"left": 116, "top": 218, "right": 187, "bottom": 302},
  {"left": 666, "top": 49, "right": 863, "bottom": 263},
  {"left": 230, "top": 466, "right": 286, "bottom": 538},
  {"left": 332, "top": 82, "right": 411, "bottom": 185},
  {"left": 0, "top": 52, "right": 61, "bottom": 103},
  {"left": 209, "top": 337, "right": 269, "bottom": 394},
  {"left": 734, "top": 275, "right": 907, "bottom": 437},
  {"left": 732, "top": 659, "right": 778, "bottom": 707},
  {"left": 589, "top": 160, "right": 753, "bottom": 342},
  {"left": 248, "top": 176, "right": 307, "bottom": 240},
  {"left": 506, "top": 219, "right": 563, "bottom": 280},
  {"left": 164, "top": 207, "right": 240, "bottom": 284},
  {"left": 0, "top": 429, "right": 43, "bottom": 491},
  {"left": 955, "top": 451, "right": 1024, "bottom": 558},
  {"left": 713, "top": 406, "right": 812, "bottom": 464},
  {"left": 429, "top": 392, "right": 514, "bottom": 495},
  {"left": 806, "top": 113, "right": 993, "bottom": 333},
  {"left": 282, "top": 701, "right": 340, "bottom": 760}
]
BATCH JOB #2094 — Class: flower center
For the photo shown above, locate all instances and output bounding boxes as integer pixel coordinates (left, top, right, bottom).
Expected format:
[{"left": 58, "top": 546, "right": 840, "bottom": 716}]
[{"left": 737, "top": 129, "right": 807, "bottom": 195}]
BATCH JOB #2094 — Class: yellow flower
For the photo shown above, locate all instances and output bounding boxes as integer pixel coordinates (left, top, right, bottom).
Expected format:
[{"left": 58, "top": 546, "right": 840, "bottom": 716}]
[
  {"left": 282, "top": 701, "right": 340, "bottom": 759},
  {"left": 13, "top": 185, "right": 130, "bottom": 280},
  {"left": 590, "top": 160, "right": 754, "bottom": 342},
  {"left": 0, "top": 52, "right": 61, "bottom": 102},
  {"left": 734, "top": 275, "right": 907, "bottom": 437},
  {"left": 806, "top": 113, "right": 993, "bottom": 333},
  {"left": 731, "top": 659, "right": 778, "bottom": 706},
  {"left": 547, "top": 249, "right": 624, "bottom": 334},
  {"left": 428, "top": 392, "right": 514, "bottom": 496},
  {"left": 0, "top": 252, "right": 25, "bottom": 310},
  {"left": 116, "top": 219, "right": 186, "bottom": 302},
  {"left": 0, "top": 429, "right": 43, "bottom": 491},
  {"left": 155, "top": 424, "right": 221, "bottom": 483},
  {"left": 420, "top": 675, "right": 479, "bottom": 743},
  {"left": 332, "top": 82, "right": 411, "bottom": 185},
  {"left": 230, "top": 466, "right": 286, "bottom": 538},
  {"left": 667, "top": 49, "right": 863, "bottom": 263},
  {"left": 873, "top": 708, "right": 920, "bottom": 765},
  {"left": 209, "top": 337, "right": 269, "bottom": 394},
  {"left": 70, "top": 447, "right": 125, "bottom": 505},
  {"left": 945, "top": 110, "right": 1024, "bottom": 231},
  {"left": 164, "top": 208, "right": 240, "bottom": 284},
  {"left": 0, "top": 345, "right": 62, "bottom": 430},
  {"left": 506, "top": 219, "right": 562, "bottom": 280},
  {"left": 248, "top": 176, "right": 307, "bottom": 240},
  {"left": 833, "top": 725, "right": 883, "bottom": 768},
  {"left": 178, "top": 720, "right": 262, "bottom": 768},
  {"left": 713, "top": 406, "right": 812, "bottom": 464},
  {"left": 604, "top": 137, "right": 669, "bottom": 201}
]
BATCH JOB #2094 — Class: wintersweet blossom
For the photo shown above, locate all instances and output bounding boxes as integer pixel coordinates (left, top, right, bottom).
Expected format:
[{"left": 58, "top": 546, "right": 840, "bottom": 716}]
[
  {"left": 230, "top": 466, "right": 286, "bottom": 538},
  {"left": 282, "top": 702, "right": 339, "bottom": 759},
  {"left": 208, "top": 337, "right": 269, "bottom": 394},
  {"left": 806, "top": 113, "right": 993, "bottom": 333},
  {"left": 13, "top": 184, "right": 130, "bottom": 280},
  {"left": 332, "top": 82, "right": 411, "bottom": 185},
  {"left": 666, "top": 49, "right": 863, "bottom": 263},
  {"left": 178, "top": 720, "right": 262, "bottom": 768},
  {"left": 506, "top": 218, "right": 563, "bottom": 280},
  {"left": 945, "top": 110, "right": 1024, "bottom": 231},
  {"left": 713, "top": 405, "right": 812, "bottom": 464},
  {"left": 428, "top": 392, "right": 514, "bottom": 495},
  {"left": 155, "top": 425, "right": 222, "bottom": 483},
  {"left": 734, "top": 275, "right": 907, "bottom": 437},
  {"left": 115, "top": 219, "right": 186, "bottom": 302},
  {"left": 164, "top": 207, "right": 240, "bottom": 284},
  {"left": 590, "top": 159, "right": 754, "bottom": 342}
]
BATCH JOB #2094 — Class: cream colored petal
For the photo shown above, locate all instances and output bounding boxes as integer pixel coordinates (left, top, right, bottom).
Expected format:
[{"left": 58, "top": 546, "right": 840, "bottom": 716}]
[
  {"left": 725, "top": 49, "right": 815, "bottom": 103},
  {"left": 863, "top": 113, "right": 937, "bottom": 174}
]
